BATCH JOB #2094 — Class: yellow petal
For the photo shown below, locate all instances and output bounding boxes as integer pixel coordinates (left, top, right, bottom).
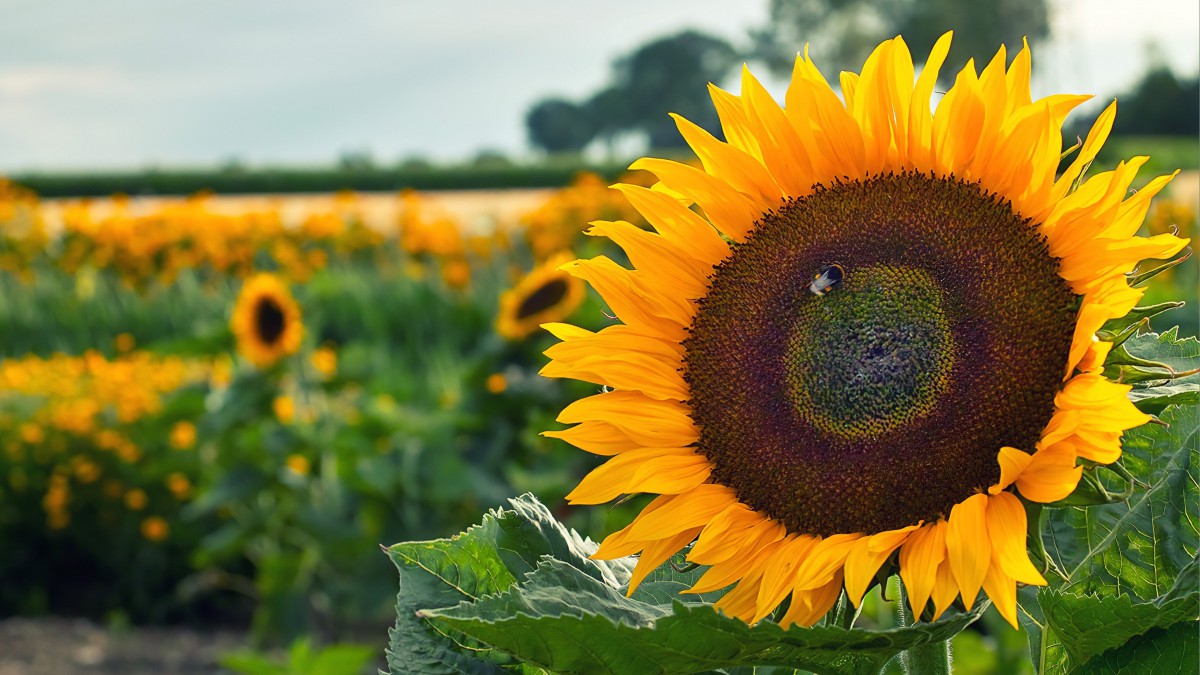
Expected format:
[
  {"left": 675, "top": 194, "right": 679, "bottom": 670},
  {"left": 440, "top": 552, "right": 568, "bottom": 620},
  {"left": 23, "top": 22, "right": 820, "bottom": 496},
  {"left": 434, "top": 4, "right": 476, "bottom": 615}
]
[
  {"left": 792, "top": 533, "right": 862, "bottom": 591},
  {"left": 844, "top": 524, "right": 919, "bottom": 607},
  {"left": 981, "top": 557, "right": 1020, "bottom": 628},
  {"left": 610, "top": 184, "right": 730, "bottom": 268},
  {"left": 626, "top": 526, "right": 703, "bottom": 595},
  {"left": 945, "top": 493, "right": 990, "bottom": 610},
  {"left": 1017, "top": 441, "right": 1083, "bottom": 502},
  {"left": 626, "top": 484, "right": 738, "bottom": 541},
  {"left": 930, "top": 556, "right": 960, "bottom": 620},
  {"left": 985, "top": 492, "right": 1047, "bottom": 586},
  {"left": 565, "top": 447, "right": 711, "bottom": 505},
  {"left": 754, "top": 535, "right": 818, "bottom": 622},
  {"left": 780, "top": 571, "right": 845, "bottom": 628},
  {"left": 556, "top": 390, "right": 698, "bottom": 449},
  {"left": 990, "top": 446, "right": 1034, "bottom": 494},
  {"left": 899, "top": 521, "right": 947, "bottom": 617},
  {"left": 543, "top": 420, "right": 635, "bottom": 456}
]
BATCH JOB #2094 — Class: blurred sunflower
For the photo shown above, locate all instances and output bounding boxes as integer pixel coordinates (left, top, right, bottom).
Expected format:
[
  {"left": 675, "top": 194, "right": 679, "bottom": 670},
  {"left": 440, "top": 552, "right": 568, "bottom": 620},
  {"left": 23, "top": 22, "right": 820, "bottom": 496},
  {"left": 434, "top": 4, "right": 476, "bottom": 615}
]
[
  {"left": 496, "top": 251, "right": 585, "bottom": 340},
  {"left": 542, "top": 33, "right": 1189, "bottom": 629},
  {"left": 231, "top": 273, "right": 303, "bottom": 368}
]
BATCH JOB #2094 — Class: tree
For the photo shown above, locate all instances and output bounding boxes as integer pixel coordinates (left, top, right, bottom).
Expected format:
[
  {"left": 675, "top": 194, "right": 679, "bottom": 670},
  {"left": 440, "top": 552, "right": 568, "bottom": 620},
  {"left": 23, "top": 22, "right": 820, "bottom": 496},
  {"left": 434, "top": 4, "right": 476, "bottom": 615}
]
[
  {"left": 525, "top": 98, "right": 595, "bottom": 154},
  {"left": 1111, "top": 65, "right": 1200, "bottom": 137},
  {"left": 605, "top": 30, "right": 739, "bottom": 149},
  {"left": 751, "top": 0, "right": 1051, "bottom": 80}
]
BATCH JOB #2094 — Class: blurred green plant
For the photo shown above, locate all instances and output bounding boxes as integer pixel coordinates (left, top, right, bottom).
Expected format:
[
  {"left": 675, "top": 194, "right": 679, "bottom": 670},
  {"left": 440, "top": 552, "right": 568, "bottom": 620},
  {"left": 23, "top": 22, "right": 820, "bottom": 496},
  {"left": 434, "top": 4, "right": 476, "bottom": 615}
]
[{"left": 220, "top": 637, "right": 375, "bottom": 675}]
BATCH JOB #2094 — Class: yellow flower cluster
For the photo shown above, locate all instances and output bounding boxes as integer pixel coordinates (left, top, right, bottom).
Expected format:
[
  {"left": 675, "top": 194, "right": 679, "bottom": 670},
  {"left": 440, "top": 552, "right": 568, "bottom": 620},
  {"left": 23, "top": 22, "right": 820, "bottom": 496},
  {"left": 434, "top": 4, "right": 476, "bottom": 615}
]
[
  {"left": 517, "top": 172, "right": 649, "bottom": 261},
  {"left": 0, "top": 350, "right": 210, "bottom": 433},
  {"left": 0, "top": 179, "right": 49, "bottom": 281},
  {"left": 52, "top": 194, "right": 387, "bottom": 286}
]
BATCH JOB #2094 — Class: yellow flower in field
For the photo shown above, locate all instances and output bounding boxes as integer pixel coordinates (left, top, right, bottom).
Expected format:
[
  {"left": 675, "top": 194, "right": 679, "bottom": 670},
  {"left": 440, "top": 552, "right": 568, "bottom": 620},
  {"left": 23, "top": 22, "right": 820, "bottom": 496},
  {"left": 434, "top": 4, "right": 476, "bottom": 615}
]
[
  {"left": 19, "top": 423, "right": 44, "bottom": 445},
  {"left": 166, "top": 472, "right": 191, "bottom": 500},
  {"left": 273, "top": 395, "right": 295, "bottom": 424},
  {"left": 170, "top": 420, "right": 197, "bottom": 450},
  {"left": 72, "top": 458, "right": 100, "bottom": 484},
  {"left": 309, "top": 346, "right": 338, "bottom": 379},
  {"left": 124, "top": 488, "right": 148, "bottom": 511},
  {"left": 114, "top": 333, "right": 136, "bottom": 353},
  {"left": 441, "top": 257, "right": 472, "bottom": 290},
  {"left": 286, "top": 454, "right": 311, "bottom": 476},
  {"left": 231, "top": 273, "right": 303, "bottom": 369},
  {"left": 486, "top": 372, "right": 507, "bottom": 394},
  {"left": 496, "top": 252, "right": 586, "bottom": 341},
  {"left": 141, "top": 516, "right": 169, "bottom": 542},
  {"left": 543, "top": 34, "right": 1189, "bottom": 630}
]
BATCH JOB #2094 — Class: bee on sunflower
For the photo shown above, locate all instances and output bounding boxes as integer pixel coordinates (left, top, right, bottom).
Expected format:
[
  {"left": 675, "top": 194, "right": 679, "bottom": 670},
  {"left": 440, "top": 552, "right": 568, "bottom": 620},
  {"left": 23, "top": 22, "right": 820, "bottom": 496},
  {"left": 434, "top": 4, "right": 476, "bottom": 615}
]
[
  {"left": 496, "top": 251, "right": 586, "bottom": 341},
  {"left": 540, "top": 33, "right": 1190, "bottom": 630},
  {"left": 231, "top": 273, "right": 304, "bottom": 369}
]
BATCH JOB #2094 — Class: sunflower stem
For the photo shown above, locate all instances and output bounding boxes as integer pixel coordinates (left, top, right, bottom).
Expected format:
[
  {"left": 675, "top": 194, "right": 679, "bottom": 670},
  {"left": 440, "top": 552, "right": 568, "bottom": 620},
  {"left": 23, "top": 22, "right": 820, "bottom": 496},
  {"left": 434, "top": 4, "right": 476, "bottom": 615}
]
[{"left": 896, "top": 583, "right": 953, "bottom": 675}]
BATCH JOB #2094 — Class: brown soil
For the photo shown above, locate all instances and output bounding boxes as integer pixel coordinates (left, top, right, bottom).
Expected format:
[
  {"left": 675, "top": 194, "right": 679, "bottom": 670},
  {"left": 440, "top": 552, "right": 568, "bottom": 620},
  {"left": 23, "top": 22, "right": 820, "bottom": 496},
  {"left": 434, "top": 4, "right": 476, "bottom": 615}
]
[{"left": 0, "top": 618, "right": 244, "bottom": 675}]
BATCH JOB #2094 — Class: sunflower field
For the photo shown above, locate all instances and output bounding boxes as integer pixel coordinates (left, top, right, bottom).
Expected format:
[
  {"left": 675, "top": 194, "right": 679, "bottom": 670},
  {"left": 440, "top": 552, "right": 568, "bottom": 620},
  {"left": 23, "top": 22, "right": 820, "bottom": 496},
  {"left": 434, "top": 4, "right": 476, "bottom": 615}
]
[
  {"left": 0, "top": 173, "right": 659, "bottom": 642},
  {"left": 2, "top": 41, "right": 1200, "bottom": 675}
]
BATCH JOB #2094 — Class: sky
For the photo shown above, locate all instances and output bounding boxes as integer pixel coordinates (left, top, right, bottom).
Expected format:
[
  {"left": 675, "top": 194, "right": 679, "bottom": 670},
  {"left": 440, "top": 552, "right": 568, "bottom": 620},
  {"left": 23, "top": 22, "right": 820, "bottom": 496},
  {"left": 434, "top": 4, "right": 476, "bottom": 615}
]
[{"left": 0, "top": 0, "right": 1196, "bottom": 172}]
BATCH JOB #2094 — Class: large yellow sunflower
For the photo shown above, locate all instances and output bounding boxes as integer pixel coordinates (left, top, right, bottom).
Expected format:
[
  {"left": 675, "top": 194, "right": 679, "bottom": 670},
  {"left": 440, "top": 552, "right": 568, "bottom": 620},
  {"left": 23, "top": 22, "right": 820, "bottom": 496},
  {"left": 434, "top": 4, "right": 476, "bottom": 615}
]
[
  {"left": 541, "top": 33, "right": 1190, "bottom": 630},
  {"left": 496, "top": 252, "right": 586, "bottom": 341},
  {"left": 231, "top": 273, "right": 303, "bottom": 368}
]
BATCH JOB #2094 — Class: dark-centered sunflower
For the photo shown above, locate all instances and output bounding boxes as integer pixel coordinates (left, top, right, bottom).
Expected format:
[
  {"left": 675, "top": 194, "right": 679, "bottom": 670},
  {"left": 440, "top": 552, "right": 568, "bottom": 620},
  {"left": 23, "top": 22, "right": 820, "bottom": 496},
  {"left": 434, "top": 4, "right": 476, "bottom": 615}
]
[
  {"left": 497, "top": 252, "right": 586, "bottom": 341},
  {"left": 231, "top": 273, "right": 303, "bottom": 368},
  {"left": 541, "top": 34, "right": 1190, "bottom": 629}
]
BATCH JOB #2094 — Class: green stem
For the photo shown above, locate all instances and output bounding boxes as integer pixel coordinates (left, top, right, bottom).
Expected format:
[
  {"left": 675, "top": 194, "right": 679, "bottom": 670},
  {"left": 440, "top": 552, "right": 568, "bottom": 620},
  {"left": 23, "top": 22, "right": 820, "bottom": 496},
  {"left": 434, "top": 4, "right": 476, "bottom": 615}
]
[{"left": 897, "top": 583, "right": 952, "bottom": 675}]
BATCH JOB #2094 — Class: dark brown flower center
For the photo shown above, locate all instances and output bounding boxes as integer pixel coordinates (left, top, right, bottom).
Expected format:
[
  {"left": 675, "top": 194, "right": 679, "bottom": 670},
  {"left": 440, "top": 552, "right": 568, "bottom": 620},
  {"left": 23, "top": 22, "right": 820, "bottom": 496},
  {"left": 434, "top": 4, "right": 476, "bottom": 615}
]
[
  {"left": 683, "top": 172, "right": 1077, "bottom": 535},
  {"left": 254, "top": 297, "right": 286, "bottom": 345},
  {"left": 517, "top": 278, "right": 569, "bottom": 319}
]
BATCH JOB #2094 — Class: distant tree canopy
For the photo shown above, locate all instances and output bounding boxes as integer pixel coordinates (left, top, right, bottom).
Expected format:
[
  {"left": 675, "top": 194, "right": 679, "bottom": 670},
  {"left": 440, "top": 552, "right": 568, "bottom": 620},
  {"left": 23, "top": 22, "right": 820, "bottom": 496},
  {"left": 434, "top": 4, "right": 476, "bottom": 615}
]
[
  {"left": 1110, "top": 65, "right": 1200, "bottom": 137},
  {"left": 750, "top": 0, "right": 1050, "bottom": 79},
  {"left": 525, "top": 30, "right": 738, "bottom": 153}
]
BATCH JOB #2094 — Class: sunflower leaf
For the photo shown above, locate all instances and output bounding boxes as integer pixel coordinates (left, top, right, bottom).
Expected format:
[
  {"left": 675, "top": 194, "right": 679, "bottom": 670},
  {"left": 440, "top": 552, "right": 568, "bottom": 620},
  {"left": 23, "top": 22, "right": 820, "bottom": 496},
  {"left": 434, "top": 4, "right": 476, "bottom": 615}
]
[
  {"left": 1071, "top": 621, "right": 1200, "bottom": 674},
  {"left": 387, "top": 493, "right": 984, "bottom": 675},
  {"left": 1042, "top": 403, "right": 1198, "bottom": 599},
  {"left": 1037, "top": 557, "right": 1199, "bottom": 669},
  {"left": 1032, "top": 400, "right": 1199, "bottom": 674},
  {"left": 1115, "top": 328, "right": 1200, "bottom": 381},
  {"left": 422, "top": 557, "right": 985, "bottom": 675},
  {"left": 1098, "top": 304, "right": 1185, "bottom": 342}
]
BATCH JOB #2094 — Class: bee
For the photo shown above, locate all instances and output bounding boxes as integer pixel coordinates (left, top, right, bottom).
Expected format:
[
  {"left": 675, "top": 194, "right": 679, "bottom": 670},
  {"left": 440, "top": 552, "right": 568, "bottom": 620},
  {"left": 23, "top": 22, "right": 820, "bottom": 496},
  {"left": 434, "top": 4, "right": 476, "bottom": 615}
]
[{"left": 809, "top": 263, "right": 845, "bottom": 296}]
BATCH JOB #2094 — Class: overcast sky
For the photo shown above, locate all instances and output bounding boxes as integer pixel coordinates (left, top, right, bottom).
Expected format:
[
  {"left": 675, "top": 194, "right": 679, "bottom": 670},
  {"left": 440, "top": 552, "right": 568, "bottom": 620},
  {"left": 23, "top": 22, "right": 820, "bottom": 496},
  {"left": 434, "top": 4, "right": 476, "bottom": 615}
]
[{"left": 0, "top": 0, "right": 1196, "bottom": 172}]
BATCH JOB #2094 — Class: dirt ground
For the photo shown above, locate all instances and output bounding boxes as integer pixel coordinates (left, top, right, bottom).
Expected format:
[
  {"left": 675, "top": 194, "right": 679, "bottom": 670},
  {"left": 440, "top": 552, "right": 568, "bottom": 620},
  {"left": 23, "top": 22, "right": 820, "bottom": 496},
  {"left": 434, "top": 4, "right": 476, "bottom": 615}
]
[{"left": 0, "top": 618, "right": 244, "bottom": 675}]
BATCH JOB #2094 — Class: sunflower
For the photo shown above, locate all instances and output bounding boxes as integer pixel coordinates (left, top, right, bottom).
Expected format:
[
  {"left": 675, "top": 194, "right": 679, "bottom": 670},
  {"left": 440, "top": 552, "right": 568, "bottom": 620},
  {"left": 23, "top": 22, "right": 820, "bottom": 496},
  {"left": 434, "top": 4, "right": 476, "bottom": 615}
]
[
  {"left": 231, "top": 273, "right": 303, "bottom": 368},
  {"left": 542, "top": 33, "right": 1190, "bottom": 630},
  {"left": 496, "top": 252, "right": 586, "bottom": 340}
]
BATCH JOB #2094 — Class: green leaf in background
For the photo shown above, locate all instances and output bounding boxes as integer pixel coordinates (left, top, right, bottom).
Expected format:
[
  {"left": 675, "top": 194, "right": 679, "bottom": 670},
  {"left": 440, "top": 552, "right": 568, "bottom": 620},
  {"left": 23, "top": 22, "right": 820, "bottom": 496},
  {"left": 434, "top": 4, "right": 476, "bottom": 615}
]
[{"left": 387, "top": 494, "right": 985, "bottom": 675}]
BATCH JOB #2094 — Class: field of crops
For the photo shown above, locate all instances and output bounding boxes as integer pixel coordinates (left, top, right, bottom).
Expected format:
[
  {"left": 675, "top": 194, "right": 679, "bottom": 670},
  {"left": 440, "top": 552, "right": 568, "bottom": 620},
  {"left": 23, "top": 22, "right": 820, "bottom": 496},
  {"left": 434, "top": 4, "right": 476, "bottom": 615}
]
[{"left": 0, "top": 167, "right": 1197, "bottom": 669}]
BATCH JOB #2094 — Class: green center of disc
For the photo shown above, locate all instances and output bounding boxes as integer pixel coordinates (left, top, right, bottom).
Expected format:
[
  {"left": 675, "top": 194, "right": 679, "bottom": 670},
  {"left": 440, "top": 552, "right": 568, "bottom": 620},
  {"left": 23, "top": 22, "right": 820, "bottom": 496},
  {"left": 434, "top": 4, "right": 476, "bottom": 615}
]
[{"left": 786, "top": 265, "right": 954, "bottom": 440}]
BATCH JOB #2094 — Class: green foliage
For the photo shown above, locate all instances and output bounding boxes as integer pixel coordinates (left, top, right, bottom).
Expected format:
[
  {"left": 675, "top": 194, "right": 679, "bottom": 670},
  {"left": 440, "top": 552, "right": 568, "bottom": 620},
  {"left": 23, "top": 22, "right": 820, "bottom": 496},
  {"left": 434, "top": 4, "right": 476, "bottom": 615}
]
[
  {"left": 751, "top": 0, "right": 1050, "bottom": 80},
  {"left": 525, "top": 30, "right": 739, "bottom": 154},
  {"left": 220, "top": 637, "right": 376, "bottom": 675},
  {"left": 1020, "top": 328, "right": 1200, "bottom": 673},
  {"left": 387, "top": 494, "right": 987, "bottom": 675},
  {"left": 11, "top": 160, "right": 635, "bottom": 198}
]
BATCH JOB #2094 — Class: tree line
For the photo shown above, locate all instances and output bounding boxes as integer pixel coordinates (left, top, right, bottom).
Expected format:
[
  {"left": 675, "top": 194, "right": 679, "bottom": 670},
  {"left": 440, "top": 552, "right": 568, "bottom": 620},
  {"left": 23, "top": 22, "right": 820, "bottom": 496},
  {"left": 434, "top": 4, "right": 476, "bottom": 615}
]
[{"left": 526, "top": 0, "right": 1197, "bottom": 154}]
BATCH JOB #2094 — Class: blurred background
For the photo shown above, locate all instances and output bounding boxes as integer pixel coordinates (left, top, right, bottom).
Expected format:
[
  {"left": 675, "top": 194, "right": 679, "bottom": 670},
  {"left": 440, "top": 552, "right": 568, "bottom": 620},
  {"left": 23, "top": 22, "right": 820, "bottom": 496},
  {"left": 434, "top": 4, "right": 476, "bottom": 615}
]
[{"left": 0, "top": 1, "right": 1196, "bottom": 673}]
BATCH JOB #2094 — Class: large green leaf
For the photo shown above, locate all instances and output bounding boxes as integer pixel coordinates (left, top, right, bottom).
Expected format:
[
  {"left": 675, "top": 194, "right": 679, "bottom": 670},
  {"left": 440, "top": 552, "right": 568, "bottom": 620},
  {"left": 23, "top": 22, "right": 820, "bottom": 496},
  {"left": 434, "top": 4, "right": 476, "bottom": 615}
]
[
  {"left": 1072, "top": 621, "right": 1199, "bottom": 674},
  {"left": 1042, "top": 404, "right": 1198, "bottom": 598},
  {"left": 1025, "top": 346, "right": 1200, "bottom": 674},
  {"left": 424, "top": 557, "right": 984, "bottom": 675},
  {"left": 1038, "top": 557, "right": 1199, "bottom": 668},
  {"left": 386, "top": 494, "right": 983, "bottom": 675}
]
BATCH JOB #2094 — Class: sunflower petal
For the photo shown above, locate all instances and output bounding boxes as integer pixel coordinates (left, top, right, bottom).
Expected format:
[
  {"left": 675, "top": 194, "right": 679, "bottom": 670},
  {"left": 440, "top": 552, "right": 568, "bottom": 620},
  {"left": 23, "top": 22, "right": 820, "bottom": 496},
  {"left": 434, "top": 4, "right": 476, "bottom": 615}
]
[{"left": 946, "top": 493, "right": 990, "bottom": 610}]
